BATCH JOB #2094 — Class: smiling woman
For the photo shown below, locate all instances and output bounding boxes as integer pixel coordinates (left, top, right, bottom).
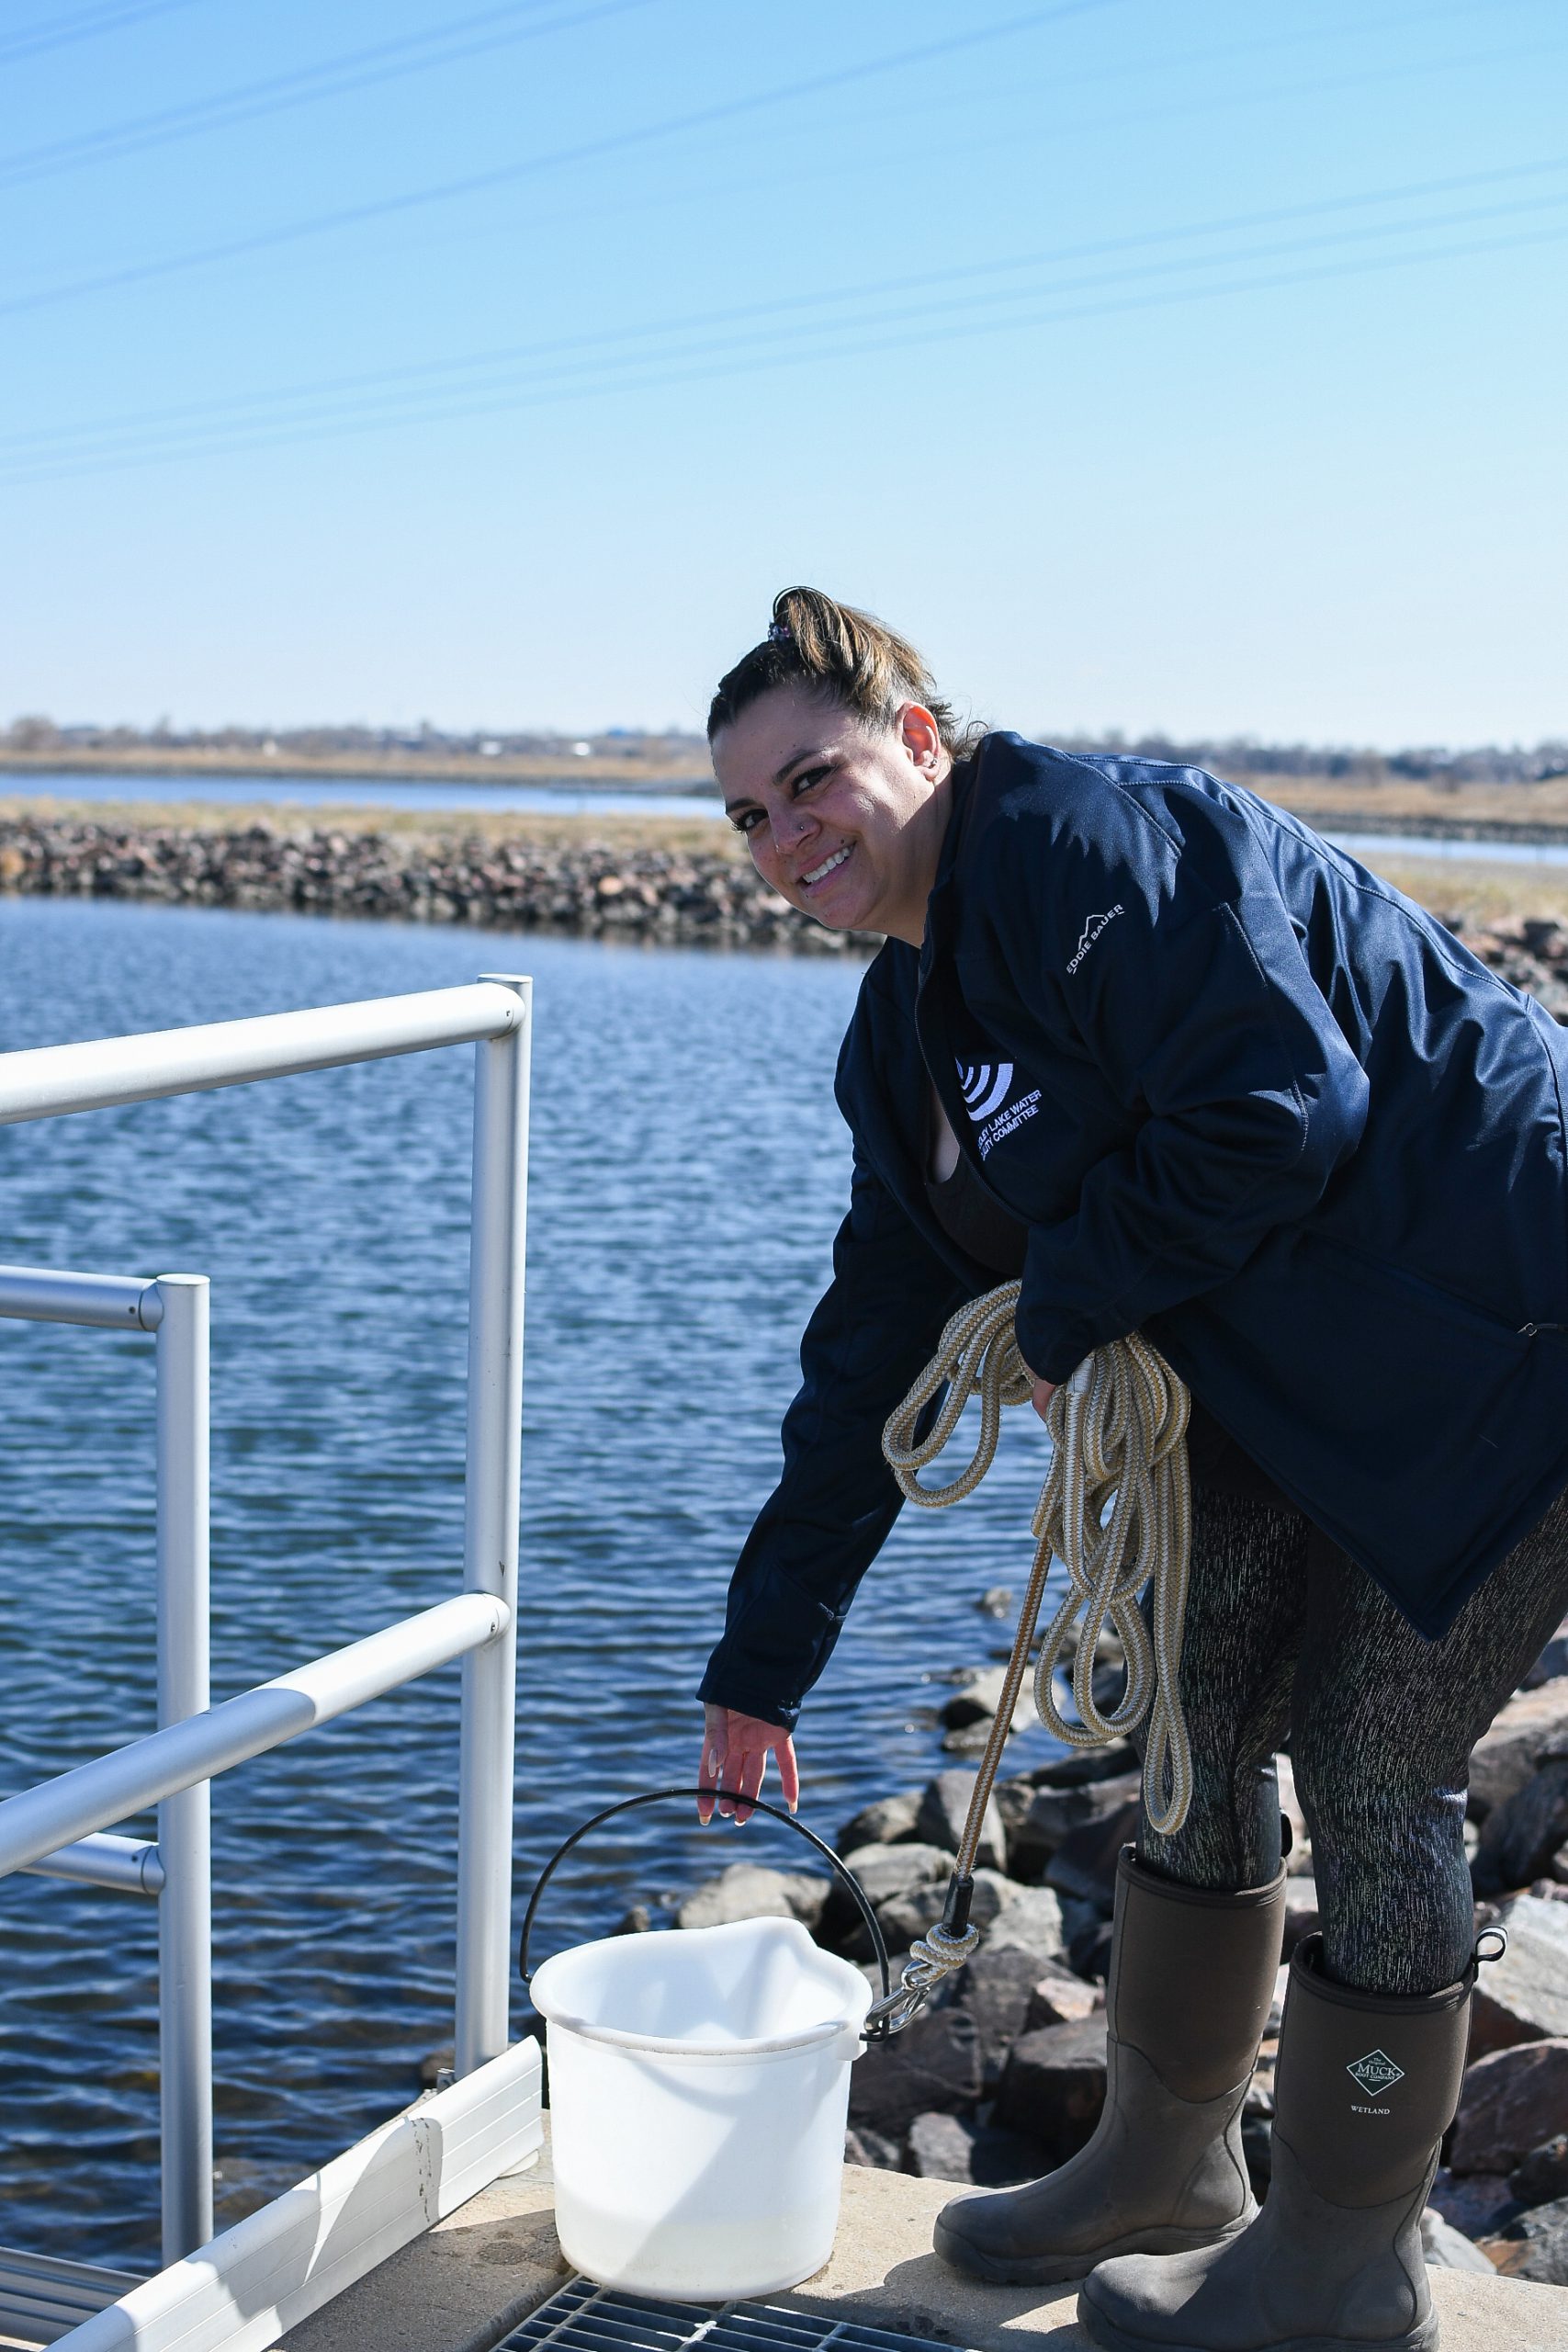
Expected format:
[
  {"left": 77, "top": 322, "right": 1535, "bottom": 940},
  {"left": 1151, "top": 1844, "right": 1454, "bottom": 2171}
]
[
  {"left": 709, "top": 585, "right": 980, "bottom": 945},
  {"left": 693, "top": 586, "right": 1568, "bottom": 2352}
]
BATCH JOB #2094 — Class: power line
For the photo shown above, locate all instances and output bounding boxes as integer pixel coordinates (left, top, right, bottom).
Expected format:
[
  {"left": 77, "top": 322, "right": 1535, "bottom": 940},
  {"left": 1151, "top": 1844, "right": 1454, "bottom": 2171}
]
[
  {"left": 0, "top": 0, "right": 658, "bottom": 192},
  {"left": 0, "top": 0, "right": 1128, "bottom": 322},
  {"left": 3, "top": 206, "right": 1562, "bottom": 486},
  {"left": 3, "top": 153, "right": 1564, "bottom": 460},
  {"left": 0, "top": 0, "right": 201, "bottom": 69}
]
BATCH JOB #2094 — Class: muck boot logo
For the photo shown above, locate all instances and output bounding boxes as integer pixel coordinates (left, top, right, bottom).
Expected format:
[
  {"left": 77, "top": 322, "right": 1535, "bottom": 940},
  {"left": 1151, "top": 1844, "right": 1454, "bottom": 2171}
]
[{"left": 1347, "top": 2049, "right": 1405, "bottom": 2098}]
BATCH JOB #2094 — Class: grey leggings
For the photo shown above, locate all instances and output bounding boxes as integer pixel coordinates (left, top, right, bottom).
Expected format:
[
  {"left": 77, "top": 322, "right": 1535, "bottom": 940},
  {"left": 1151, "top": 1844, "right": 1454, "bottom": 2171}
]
[{"left": 1136, "top": 1483, "right": 1568, "bottom": 1996}]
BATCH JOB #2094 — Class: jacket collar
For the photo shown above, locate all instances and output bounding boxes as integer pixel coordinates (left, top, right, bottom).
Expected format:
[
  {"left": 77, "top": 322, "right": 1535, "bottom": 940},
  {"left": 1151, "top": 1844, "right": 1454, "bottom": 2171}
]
[{"left": 919, "top": 741, "right": 983, "bottom": 981}]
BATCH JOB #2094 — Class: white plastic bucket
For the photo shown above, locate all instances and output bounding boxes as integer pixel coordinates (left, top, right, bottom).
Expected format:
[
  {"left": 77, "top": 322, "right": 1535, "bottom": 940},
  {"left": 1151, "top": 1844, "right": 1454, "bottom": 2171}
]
[{"left": 530, "top": 1914, "right": 872, "bottom": 2299}]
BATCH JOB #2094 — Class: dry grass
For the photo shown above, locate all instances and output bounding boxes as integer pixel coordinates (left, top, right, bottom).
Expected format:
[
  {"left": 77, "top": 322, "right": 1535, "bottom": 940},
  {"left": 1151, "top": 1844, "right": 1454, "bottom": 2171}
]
[{"left": 1371, "top": 855, "right": 1568, "bottom": 929}]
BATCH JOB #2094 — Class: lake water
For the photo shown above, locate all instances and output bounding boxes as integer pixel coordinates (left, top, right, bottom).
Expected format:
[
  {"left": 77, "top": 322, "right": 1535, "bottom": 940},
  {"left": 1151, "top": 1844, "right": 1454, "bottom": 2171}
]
[
  {"left": 0, "top": 897, "right": 1055, "bottom": 2267},
  {"left": 0, "top": 770, "right": 721, "bottom": 820}
]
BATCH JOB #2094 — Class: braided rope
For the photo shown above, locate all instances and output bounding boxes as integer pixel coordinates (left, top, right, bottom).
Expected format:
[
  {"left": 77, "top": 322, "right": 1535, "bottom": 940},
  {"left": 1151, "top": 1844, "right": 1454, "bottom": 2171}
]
[{"left": 882, "top": 1278, "right": 1194, "bottom": 1871}]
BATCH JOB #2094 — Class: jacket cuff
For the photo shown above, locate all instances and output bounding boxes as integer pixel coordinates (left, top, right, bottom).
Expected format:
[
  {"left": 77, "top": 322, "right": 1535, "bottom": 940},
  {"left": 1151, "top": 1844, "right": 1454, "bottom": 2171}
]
[
  {"left": 695, "top": 1658, "right": 799, "bottom": 1734},
  {"left": 1015, "top": 1295, "right": 1103, "bottom": 1388}
]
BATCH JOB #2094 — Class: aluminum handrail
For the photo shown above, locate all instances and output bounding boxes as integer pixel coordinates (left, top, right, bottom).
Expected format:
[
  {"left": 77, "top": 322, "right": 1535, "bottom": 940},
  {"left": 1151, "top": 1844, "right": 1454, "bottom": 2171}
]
[
  {"left": 0, "top": 981, "right": 522, "bottom": 1125},
  {"left": 0, "top": 974, "right": 532, "bottom": 2283},
  {"left": 0, "top": 1267, "right": 164, "bottom": 1328},
  {"left": 0, "top": 1594, "right": 510, "bottom": 1882}
]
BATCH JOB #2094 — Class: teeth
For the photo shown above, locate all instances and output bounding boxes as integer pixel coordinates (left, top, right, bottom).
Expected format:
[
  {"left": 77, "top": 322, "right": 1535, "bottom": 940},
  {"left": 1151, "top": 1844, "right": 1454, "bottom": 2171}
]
[{"left": 803, "top": 845, "right": 851, "bottom": 885}]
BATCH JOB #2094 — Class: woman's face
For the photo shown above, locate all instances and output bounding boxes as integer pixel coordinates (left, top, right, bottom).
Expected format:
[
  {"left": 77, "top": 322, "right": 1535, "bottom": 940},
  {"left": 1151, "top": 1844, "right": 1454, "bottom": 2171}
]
[{"left": 712, "top": 683, "right": 951, "bottom": 946}]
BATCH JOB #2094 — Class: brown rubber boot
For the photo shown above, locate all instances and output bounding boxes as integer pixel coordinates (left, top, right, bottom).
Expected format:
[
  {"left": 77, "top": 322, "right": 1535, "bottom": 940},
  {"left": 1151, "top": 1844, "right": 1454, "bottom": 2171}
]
[
  {"left": 1078, "top": 1933, "right": 1472, "bottom": 2352},
  {"left": 932, "top": 1849, "right": 1286, "bottom": 2286}
]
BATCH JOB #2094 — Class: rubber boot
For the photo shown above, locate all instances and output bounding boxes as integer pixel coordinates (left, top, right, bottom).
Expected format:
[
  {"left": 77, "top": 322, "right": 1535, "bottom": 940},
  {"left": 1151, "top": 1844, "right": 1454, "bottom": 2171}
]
[
  {"left": 1078, "top": 1933, "right": 1472, "bottom": 2352},
  {"left": 932, "top": 1849, "right": 1285, "bottom": 2286}
]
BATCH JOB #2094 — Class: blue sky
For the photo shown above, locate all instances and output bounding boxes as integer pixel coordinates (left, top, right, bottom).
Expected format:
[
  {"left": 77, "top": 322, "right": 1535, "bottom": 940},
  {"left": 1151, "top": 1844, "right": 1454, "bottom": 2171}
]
[{"left": 1, "top": 0, "right": 1564, "bottom": 744}]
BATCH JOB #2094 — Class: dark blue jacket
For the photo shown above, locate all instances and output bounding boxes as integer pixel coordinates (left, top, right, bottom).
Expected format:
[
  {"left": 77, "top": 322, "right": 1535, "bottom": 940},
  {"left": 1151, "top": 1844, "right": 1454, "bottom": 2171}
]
[{"left": 700, "top": 736, "right": 1568, "bottom": 1729}]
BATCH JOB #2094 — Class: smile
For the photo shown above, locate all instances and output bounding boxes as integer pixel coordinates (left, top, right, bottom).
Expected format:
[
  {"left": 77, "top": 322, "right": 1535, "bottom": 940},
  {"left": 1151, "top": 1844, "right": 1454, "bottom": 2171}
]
[{"left": 801, "top": 844, "right": 852, "bottom": 888}]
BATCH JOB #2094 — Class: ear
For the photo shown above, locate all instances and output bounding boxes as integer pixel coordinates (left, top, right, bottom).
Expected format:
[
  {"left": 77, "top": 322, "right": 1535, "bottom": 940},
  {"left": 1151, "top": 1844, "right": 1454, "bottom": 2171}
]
[{"left": 897, "top": 701, "right": 942, "bottom": 775}]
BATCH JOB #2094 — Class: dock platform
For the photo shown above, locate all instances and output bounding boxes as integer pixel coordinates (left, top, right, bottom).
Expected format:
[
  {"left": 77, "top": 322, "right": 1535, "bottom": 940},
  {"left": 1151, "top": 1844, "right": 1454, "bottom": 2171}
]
[{"left": 279, "top": 2127, "right": 1568, "bottom": 2352}]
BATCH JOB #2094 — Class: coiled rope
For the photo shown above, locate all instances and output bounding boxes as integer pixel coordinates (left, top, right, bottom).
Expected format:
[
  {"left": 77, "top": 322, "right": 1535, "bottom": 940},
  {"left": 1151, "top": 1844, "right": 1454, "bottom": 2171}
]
[{"left": 866, "top": 1281, "right": 1193, "bottom": 2030}]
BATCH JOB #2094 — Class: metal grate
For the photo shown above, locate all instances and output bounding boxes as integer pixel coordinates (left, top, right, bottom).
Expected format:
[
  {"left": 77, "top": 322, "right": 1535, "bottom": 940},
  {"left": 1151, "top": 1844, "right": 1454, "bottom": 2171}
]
[
  {"left": 499, "top": 2278, "right": 977, "bottom": 2352},
  {"left": 0, "top": 2246, "right": 141, "bottom": 2346}
]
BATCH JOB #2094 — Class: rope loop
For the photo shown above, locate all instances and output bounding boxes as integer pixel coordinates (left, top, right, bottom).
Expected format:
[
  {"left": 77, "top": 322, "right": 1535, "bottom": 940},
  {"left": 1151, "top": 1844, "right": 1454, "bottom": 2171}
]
[{"left": 882, "top": 1288, "right": 1195, "bottom": 1862}]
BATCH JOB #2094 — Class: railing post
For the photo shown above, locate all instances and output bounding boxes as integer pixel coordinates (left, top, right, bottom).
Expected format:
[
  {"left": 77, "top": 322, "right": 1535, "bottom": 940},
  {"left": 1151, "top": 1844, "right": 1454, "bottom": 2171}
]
[
  {"left": 154, "top": 1274, "right": 213, "bottom": 2260},
  {"left": 455, "top": 975, "right": 531, "bottom": 2077}
]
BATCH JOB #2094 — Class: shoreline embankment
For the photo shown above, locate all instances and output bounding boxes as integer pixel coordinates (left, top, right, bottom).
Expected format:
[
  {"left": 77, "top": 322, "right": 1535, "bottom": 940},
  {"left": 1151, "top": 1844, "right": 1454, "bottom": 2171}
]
[
  {"left": 5, "top": 809, "right": 1568, "bottom": 1008},
  {"left": 0, "top": 808, "right": 870, "bottom": 954}
]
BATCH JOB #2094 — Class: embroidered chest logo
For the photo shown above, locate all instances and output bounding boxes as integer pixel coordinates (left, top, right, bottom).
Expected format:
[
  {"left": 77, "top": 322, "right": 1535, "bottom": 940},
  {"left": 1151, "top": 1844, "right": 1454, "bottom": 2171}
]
[
  {"left": 1066, "top": 903, "right": 1124, "bottom": 975},
  {"left": 957, "top": 1061, "right": 1013, "bottom": 1123},
  {"left": 1347, "top": 2050, "right": 1404, "bottom": 2098},
  {"left": 955, "top": 1057, "right": 1043, "bottom": 1162}
]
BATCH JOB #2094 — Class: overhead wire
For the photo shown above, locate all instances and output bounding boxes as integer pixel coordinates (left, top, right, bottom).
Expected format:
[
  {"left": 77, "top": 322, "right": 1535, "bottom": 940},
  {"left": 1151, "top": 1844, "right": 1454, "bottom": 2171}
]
[
  {"left": 0, "top": 0, "right": 660, "bottom": 193},
  {"left": 0, "top": 0, "right": 1130, "bottom": 322},
  {"left": 3, "top": 151, "right": 1562, "bottom": 464},
  {"left": 4, "top": 208, "right": 1562, "bottom": 487},
  {"left": 0, "top": 0, "right": 201, "bottom": 68},
  {"left": 2, "top": 9, "right": 1560, "bottom": 329}
]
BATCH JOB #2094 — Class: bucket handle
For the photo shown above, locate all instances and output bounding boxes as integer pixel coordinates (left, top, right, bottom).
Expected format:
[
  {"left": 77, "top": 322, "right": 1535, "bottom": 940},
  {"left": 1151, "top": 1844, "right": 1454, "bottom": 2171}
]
[{"left": 517, "top": 1786, "right": 897, "bottom": 2037}]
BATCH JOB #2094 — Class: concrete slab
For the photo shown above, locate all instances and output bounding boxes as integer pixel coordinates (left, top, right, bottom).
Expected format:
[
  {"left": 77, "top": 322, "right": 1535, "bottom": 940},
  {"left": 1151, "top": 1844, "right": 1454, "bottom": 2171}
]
[{"left": 279, "top": 2126, "right": 1568, "bottom": 2352}]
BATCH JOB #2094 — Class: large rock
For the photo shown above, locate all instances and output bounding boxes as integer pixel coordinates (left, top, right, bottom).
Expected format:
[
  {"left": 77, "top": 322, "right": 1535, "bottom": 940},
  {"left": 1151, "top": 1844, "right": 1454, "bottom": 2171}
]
[
  {"left": 987, "top": 1881, "right": 1071, "bottom": 1962},
  {"left": 1472, "top": 1758, "right": 1568, "bottom": 1896},
  {"left": 825, "top": 1841, "right": 955, "bottom": 1954},
  {"left": 875, "top": 1870, "right": 1065, "bottom": 1964},
  {"left": 1027, "top": 1963, "right": 1105, "bottom": 2030},
  {"left": 1427, "top": 2166, "right": 1521, "bottom": 2241},
  {"left": 917, "top": 1770, "right": 1008, "bottom": 1871},
  {"left": 994, "top": 2014, "right": 1109, "bottom": 2162},
  {"left": 1031, "top": 1740, "right": 1141, "bottom": 1789},
  {"left": 836, "top": 1791, "right": 921, "bottom": 1853},
  {"left": 1450, "top": 2038, "right": 1568, "bottom": 2173},
  {"left": 840, "top": 1842, "right": 956, "bottom": 1907},
  {"left": 949, "top": 1945, "right": 1043, "bottom": 2090},
  {"left": 847, "top": 2003, "right": 984, "bottom": 2139},
  {"left": 1006, "top": 1770, "right": 1143, "bottom": 1880},
  {"left": 1419, "top": 2210, "right": 1496, "bottom": 2272},
  {"left": 904, "top": 2109, "right": 977, "bottom": 2183},
  {"left": 1513, "top": 2133, "right": 1568, "bottom": 2207},
  {"left": 904, "top": 2109, "right": 1048, "bottom": 2188},
  {"left": 1468, "top": 1680, "right": 1568, "bottom": 1819},
  {"left": 1483, "top": 2196, "right": 1568, "bottom": 2286},
  {"left": 940, "top": 1665, "right": 1032, "bottom": 1734},
  {"left": 1469, "top": 1894, "right": 1568, "bottom": 2053},
  {"left": 675, "top": 1862, "right": 827, "bottom": 1932}
]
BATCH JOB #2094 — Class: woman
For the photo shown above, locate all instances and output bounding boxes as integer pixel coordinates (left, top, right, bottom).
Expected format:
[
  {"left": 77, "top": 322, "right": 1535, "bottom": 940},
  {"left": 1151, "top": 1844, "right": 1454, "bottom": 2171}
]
[{"left": 692, "top": 588, "right": 1568, "bottom": 2352}]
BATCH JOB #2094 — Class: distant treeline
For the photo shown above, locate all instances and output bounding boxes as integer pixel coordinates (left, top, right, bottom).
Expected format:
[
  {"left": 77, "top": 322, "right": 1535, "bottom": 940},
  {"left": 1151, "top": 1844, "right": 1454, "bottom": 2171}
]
[
  {"left": 4, "top": 715, "right": 1565, "bottom": 787},
  {"left": 1055, "top": 733, "right": 1568, "bottom": 787}
]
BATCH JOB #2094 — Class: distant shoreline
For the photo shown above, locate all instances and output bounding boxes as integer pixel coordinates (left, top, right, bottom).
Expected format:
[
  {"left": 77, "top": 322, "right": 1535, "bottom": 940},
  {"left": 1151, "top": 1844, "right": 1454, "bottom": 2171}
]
[
  {"left": 8, "top": 753, "right": 1568, "bottom": 845},
  {"left": 0, "top": 747, "right": 715, "bottom": 792}
]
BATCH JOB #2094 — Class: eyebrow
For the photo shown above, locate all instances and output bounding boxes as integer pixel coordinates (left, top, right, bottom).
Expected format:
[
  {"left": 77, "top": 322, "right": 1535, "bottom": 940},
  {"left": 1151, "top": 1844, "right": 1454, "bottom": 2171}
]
[{"left": 720, "top": 743, "right": 828, "bottom": 819}]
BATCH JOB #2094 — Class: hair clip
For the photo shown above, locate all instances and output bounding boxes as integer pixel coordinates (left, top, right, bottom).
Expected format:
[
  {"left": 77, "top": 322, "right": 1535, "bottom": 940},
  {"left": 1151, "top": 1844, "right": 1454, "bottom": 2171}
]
[{"left": 767, "top": 620, "right": 793, "bottom": 644}]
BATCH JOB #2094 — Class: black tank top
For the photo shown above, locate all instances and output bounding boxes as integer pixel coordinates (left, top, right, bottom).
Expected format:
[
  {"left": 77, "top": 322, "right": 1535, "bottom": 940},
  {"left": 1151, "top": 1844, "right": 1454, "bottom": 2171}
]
[{"left": 919, "top": 1089, "right": 1289, "bottom": 1506}]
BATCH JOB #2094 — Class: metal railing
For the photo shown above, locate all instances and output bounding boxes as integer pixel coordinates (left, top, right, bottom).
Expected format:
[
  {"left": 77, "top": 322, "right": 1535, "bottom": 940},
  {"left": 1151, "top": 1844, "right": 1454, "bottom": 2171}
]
[{"left": 0, "top": 977, "right": 532, "bottom": 2295}]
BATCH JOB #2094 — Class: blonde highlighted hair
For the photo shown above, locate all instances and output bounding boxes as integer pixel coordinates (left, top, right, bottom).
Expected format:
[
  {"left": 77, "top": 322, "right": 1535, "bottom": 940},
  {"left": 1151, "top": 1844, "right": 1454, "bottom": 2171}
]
[{"left": 707, "top": 585, "right": 979, "bottom": 755}]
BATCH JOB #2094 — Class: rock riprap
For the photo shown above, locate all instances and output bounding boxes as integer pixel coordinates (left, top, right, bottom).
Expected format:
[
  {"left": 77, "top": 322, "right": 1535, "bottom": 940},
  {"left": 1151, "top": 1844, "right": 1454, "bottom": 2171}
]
[{"left": 0, "top": 816, "right": 874, "bottom": 951}]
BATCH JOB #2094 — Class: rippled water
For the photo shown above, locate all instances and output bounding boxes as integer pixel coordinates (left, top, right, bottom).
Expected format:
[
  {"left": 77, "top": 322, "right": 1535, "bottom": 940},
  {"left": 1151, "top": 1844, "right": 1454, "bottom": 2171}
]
[
  {"left": 0, "top": 897, "right": 1057, "bottom": 2266},
  {"left": 1, "top": 769, "right": 721, "bottom": 820}
]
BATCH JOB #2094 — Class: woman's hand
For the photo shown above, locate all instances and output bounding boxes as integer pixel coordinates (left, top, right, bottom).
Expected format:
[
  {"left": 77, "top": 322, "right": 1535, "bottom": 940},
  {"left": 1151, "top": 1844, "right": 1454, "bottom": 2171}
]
[
  {"left": 696, "top": 1702, "right": 800, "bottom": 1826},
  {"left": 1023, "top": 1359, "right": 1057, "bottom": 1426}
]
